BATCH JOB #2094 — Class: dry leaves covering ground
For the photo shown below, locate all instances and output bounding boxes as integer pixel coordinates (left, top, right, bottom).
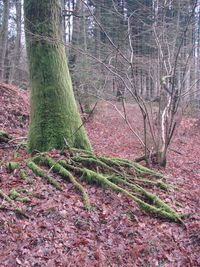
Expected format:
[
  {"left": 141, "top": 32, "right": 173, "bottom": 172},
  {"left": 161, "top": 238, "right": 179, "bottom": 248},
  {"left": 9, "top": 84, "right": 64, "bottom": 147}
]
[{"left": 0, "top": 83, "right": 200, "bottom": 267}]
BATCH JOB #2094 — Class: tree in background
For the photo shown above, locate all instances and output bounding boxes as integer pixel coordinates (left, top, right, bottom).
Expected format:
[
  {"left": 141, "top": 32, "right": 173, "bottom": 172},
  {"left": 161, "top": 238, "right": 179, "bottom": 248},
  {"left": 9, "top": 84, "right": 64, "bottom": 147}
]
[
  {"left": 0, "top": 0, "right": 24, "bottom": 85},
  {"left": 8, "top": 0, "right": 22, "bottom": 84},
  {"left": 0, "top": 0, "right": 9, "bottom": 81},
  {"left": 1, "top": 0, "right": 200, "bottom": 166},
  {"left": 63, "top": 0, "right": 198, "bottom": 166},
  {"left": 24, "top": 0, "right": 91, "bottom": 152}
]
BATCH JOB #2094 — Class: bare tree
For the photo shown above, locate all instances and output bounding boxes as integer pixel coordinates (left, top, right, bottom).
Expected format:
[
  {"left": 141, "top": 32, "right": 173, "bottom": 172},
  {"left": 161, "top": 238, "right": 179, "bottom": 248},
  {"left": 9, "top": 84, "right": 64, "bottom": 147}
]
[
  {"left": 72, "top": 0, "right": 199, "bottom": 167},
  {"left": 0, "top": 0, "right": 9, "bottom": 81},
  {"left": 8, "top": 0, "right": 22, "bottom": 84}
]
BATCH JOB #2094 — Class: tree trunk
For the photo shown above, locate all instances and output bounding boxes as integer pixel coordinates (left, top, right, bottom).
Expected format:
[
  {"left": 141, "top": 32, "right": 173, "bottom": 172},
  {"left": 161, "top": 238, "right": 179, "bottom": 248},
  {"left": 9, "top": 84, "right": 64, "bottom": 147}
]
[
  {"left": 69, "top": 0, "right": 81, "bottom": 69},
  {"left": 24, "top": 0, "right": 92, "bottom": 152},
  {"left": 61, "top": 0, "right": 66, "bottom": 44},
  {"left": 8, "top": 0, "right": 22, "bottom": 84},
  {"left": 0, "top": 0, "right": 9, "bottom": 81},
  {"left": 94, "top": 0, "right": 101, "bottom": 59}
]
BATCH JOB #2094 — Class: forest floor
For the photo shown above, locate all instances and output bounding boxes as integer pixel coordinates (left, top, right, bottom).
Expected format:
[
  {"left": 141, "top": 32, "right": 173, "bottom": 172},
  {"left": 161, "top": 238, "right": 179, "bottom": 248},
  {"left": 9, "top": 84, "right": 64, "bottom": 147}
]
[{"left": 0, "top": 83, "right": 200, "bottom": 267}]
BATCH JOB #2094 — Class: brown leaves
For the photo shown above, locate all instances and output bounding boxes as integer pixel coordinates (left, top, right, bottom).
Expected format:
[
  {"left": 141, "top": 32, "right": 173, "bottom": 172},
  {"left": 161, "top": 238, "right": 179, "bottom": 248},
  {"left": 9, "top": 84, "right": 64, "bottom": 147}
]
[{"left": 0, "top": 89, "right": 200, "bottom": 266}]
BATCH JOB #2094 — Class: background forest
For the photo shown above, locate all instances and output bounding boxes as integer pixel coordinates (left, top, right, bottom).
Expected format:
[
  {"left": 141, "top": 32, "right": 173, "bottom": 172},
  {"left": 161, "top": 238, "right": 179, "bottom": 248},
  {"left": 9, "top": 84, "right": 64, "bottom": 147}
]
[
  {"left": 1, "top": 0, "right": 200, "bottom": 105},
  {"left": 1, "top": 0, "right": 200, "bottom": 165}
]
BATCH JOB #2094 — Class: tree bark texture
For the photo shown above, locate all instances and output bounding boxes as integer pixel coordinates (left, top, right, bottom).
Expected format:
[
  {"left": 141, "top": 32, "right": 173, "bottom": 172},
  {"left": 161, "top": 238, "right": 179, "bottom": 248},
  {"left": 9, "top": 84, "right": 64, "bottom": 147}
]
[{"left": 24, "top": 0, "right": 92, "bottom": 152}]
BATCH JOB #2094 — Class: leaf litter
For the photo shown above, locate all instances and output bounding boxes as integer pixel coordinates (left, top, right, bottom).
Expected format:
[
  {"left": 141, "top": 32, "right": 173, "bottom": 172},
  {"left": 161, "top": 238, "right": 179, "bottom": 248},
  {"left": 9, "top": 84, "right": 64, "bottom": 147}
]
[{"left": 0, "top": 83, "right": 200, "bottom": 266}]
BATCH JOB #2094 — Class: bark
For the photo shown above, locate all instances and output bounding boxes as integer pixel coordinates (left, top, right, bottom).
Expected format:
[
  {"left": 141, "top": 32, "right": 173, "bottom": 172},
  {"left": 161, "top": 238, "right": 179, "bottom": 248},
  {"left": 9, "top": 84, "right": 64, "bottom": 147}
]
[
  {"left": 8, "top": 0, "right": 22, "bottom": 84},
  {"left": 61, "top": 0, "right": 66, "bottom": 43},
  {"left": 0, "top": 0, "right": 9, "bottom": 81},
  {"left": 24, "top": 0, "right": 92, "bottom": 152},
  {"left": 69, "top": 0, "right": 81, "bottom": 69},
  {"left": 94, "top": 0, "right": 101, "bottom": 59}
]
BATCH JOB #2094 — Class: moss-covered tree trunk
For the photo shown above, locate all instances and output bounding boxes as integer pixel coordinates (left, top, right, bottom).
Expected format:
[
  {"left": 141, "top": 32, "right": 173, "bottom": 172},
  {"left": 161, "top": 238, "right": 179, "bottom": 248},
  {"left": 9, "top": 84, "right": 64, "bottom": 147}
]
[{"left": 24, "top": 0, "right": 92, "bottom": 152}]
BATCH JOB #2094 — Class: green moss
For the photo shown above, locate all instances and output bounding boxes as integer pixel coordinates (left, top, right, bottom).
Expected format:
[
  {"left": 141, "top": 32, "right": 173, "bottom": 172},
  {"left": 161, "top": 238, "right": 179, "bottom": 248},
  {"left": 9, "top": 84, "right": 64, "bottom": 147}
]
[
  {"left": 24, "top": 0, "right": 92, "bottom": 153},
  {"left": 17, "top": 197, "right": 31, "bottom": 203},
  {"left": 134, "top": 178, "right": 169, "bottom": 190},
  {"left": 6, "top": 162, "right": 19, "bottom": 173},
  {"left": 27, "top": 161, "right": 61, "bottom": 190},
  {"left": 44, "top": 156, "right": 91, "bottom": 210},
  {"left": 108, "top": 175, "right": 141, "bottom": 191},
  {"left": 0, "top": 189, "right": 12, "bottom": 202},
  {"left": 58, "top": 153, "right": 181, "bottom": 222},
  {"left": 69, "top": 147, "right": 94, "bottom": 156},
  {"left": 76, "top": 168, "right": 181, "bottom": 223},
  {"left": 72, "top": 155, "right": 120, "bottom": 175},
  {"left": 19, "top": 169, "right": 33, "bottom": 184},
  {"left": 109, "top": 157, "right": 163, "bottom": 178},
  {"left": 26, "top": 149, "right": 183, "bottom": 223},
  {"left": 8, "top": 189, "right": 30, "bottom": 203},
  {"left": 9, "top": 188, "right": 20, "bottom": 200}
]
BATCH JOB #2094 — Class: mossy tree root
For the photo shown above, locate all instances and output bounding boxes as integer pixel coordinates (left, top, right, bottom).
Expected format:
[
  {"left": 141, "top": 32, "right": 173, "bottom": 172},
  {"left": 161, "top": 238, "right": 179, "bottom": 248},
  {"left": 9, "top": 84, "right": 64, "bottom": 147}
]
[
  {"left": 0, "top": 189, "right": 28, "bottom": 218},
  {"left": 57, "top": 159, "right": 181, "bottom": 223},
  {"left": 9, "top": 188, "right": 31, "bottom": 203},
  {"left": 27, "top": 161, "right": 61, "bottom": 190},
  {"left": 0, "top": 189, "right": 13, "bottom": 202},
  {"left": 6, "top": 162, "right": 19, "bottom": 173},
  {"left": 19, "top": 169, "right": 33, "bottom": 184},
  {"left": 28, "top": 152, "right": 182, "bottom": 223},
  {"left": 133, "top": 178, "right": 169, "bottom": 190},
  {"left": 80, "top": 168, "right": 182, "bottom": 223},
  {"left": 104, "top": 157, "right": 164, "bottom": 178},
  {"left": 71, "top": 155, "right": 167, "bottom": 190},
  {"left": 71, "top": 155, "right": 122, "bottom": 176},
  {"left": 43, "top": 156, "right": 92, "bottom": 210}
]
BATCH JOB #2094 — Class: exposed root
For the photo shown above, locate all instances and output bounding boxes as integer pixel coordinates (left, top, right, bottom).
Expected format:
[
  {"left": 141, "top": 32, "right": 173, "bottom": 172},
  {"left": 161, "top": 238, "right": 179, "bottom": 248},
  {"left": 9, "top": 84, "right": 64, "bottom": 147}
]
[
  {"left": 0, "top": 189, "right": 13, "bottom": 202},
  {"left": 0, "top": 131, "right": 11, "bottom": 143},
  {"left": 0, "top": 189, "right": 28, "bottom": 218},
  {"left": 58, "top": 159, "right": 181, "bottom": 222},
  {"left": 27, "top": 161, "right": 61, "bottom": 190},
  {"left": 43, "top": 156, "right": 92, "bottom": 210},
  {"left": 19, "top": 169, "right": 32, "bottom": 184},
  {"left": 6, "top": 162, "right": 19, "bottom": 173},
  {"left": 79, "top": 168, "right": 182, "bottom": 223},
  {"left": 107, "top": 157, "right": 164, "bottom": 178},
  {"left": 26, "top": 149, "right": 183, "bottom": 223},
  {"left": 72, "top": 155, "right": 121, "bottom": 175},
  {"left": 68, "top": 147, "right": 94, "bottom": 156},
  {"left": 133, "top": 178, "right": 169, "bottom": 190},
  {"left": 71, "top": 155, "right": 166, "bottom": 190},
  {"left": 9, "top": 188, "right": 31, "bottom": 203}
]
